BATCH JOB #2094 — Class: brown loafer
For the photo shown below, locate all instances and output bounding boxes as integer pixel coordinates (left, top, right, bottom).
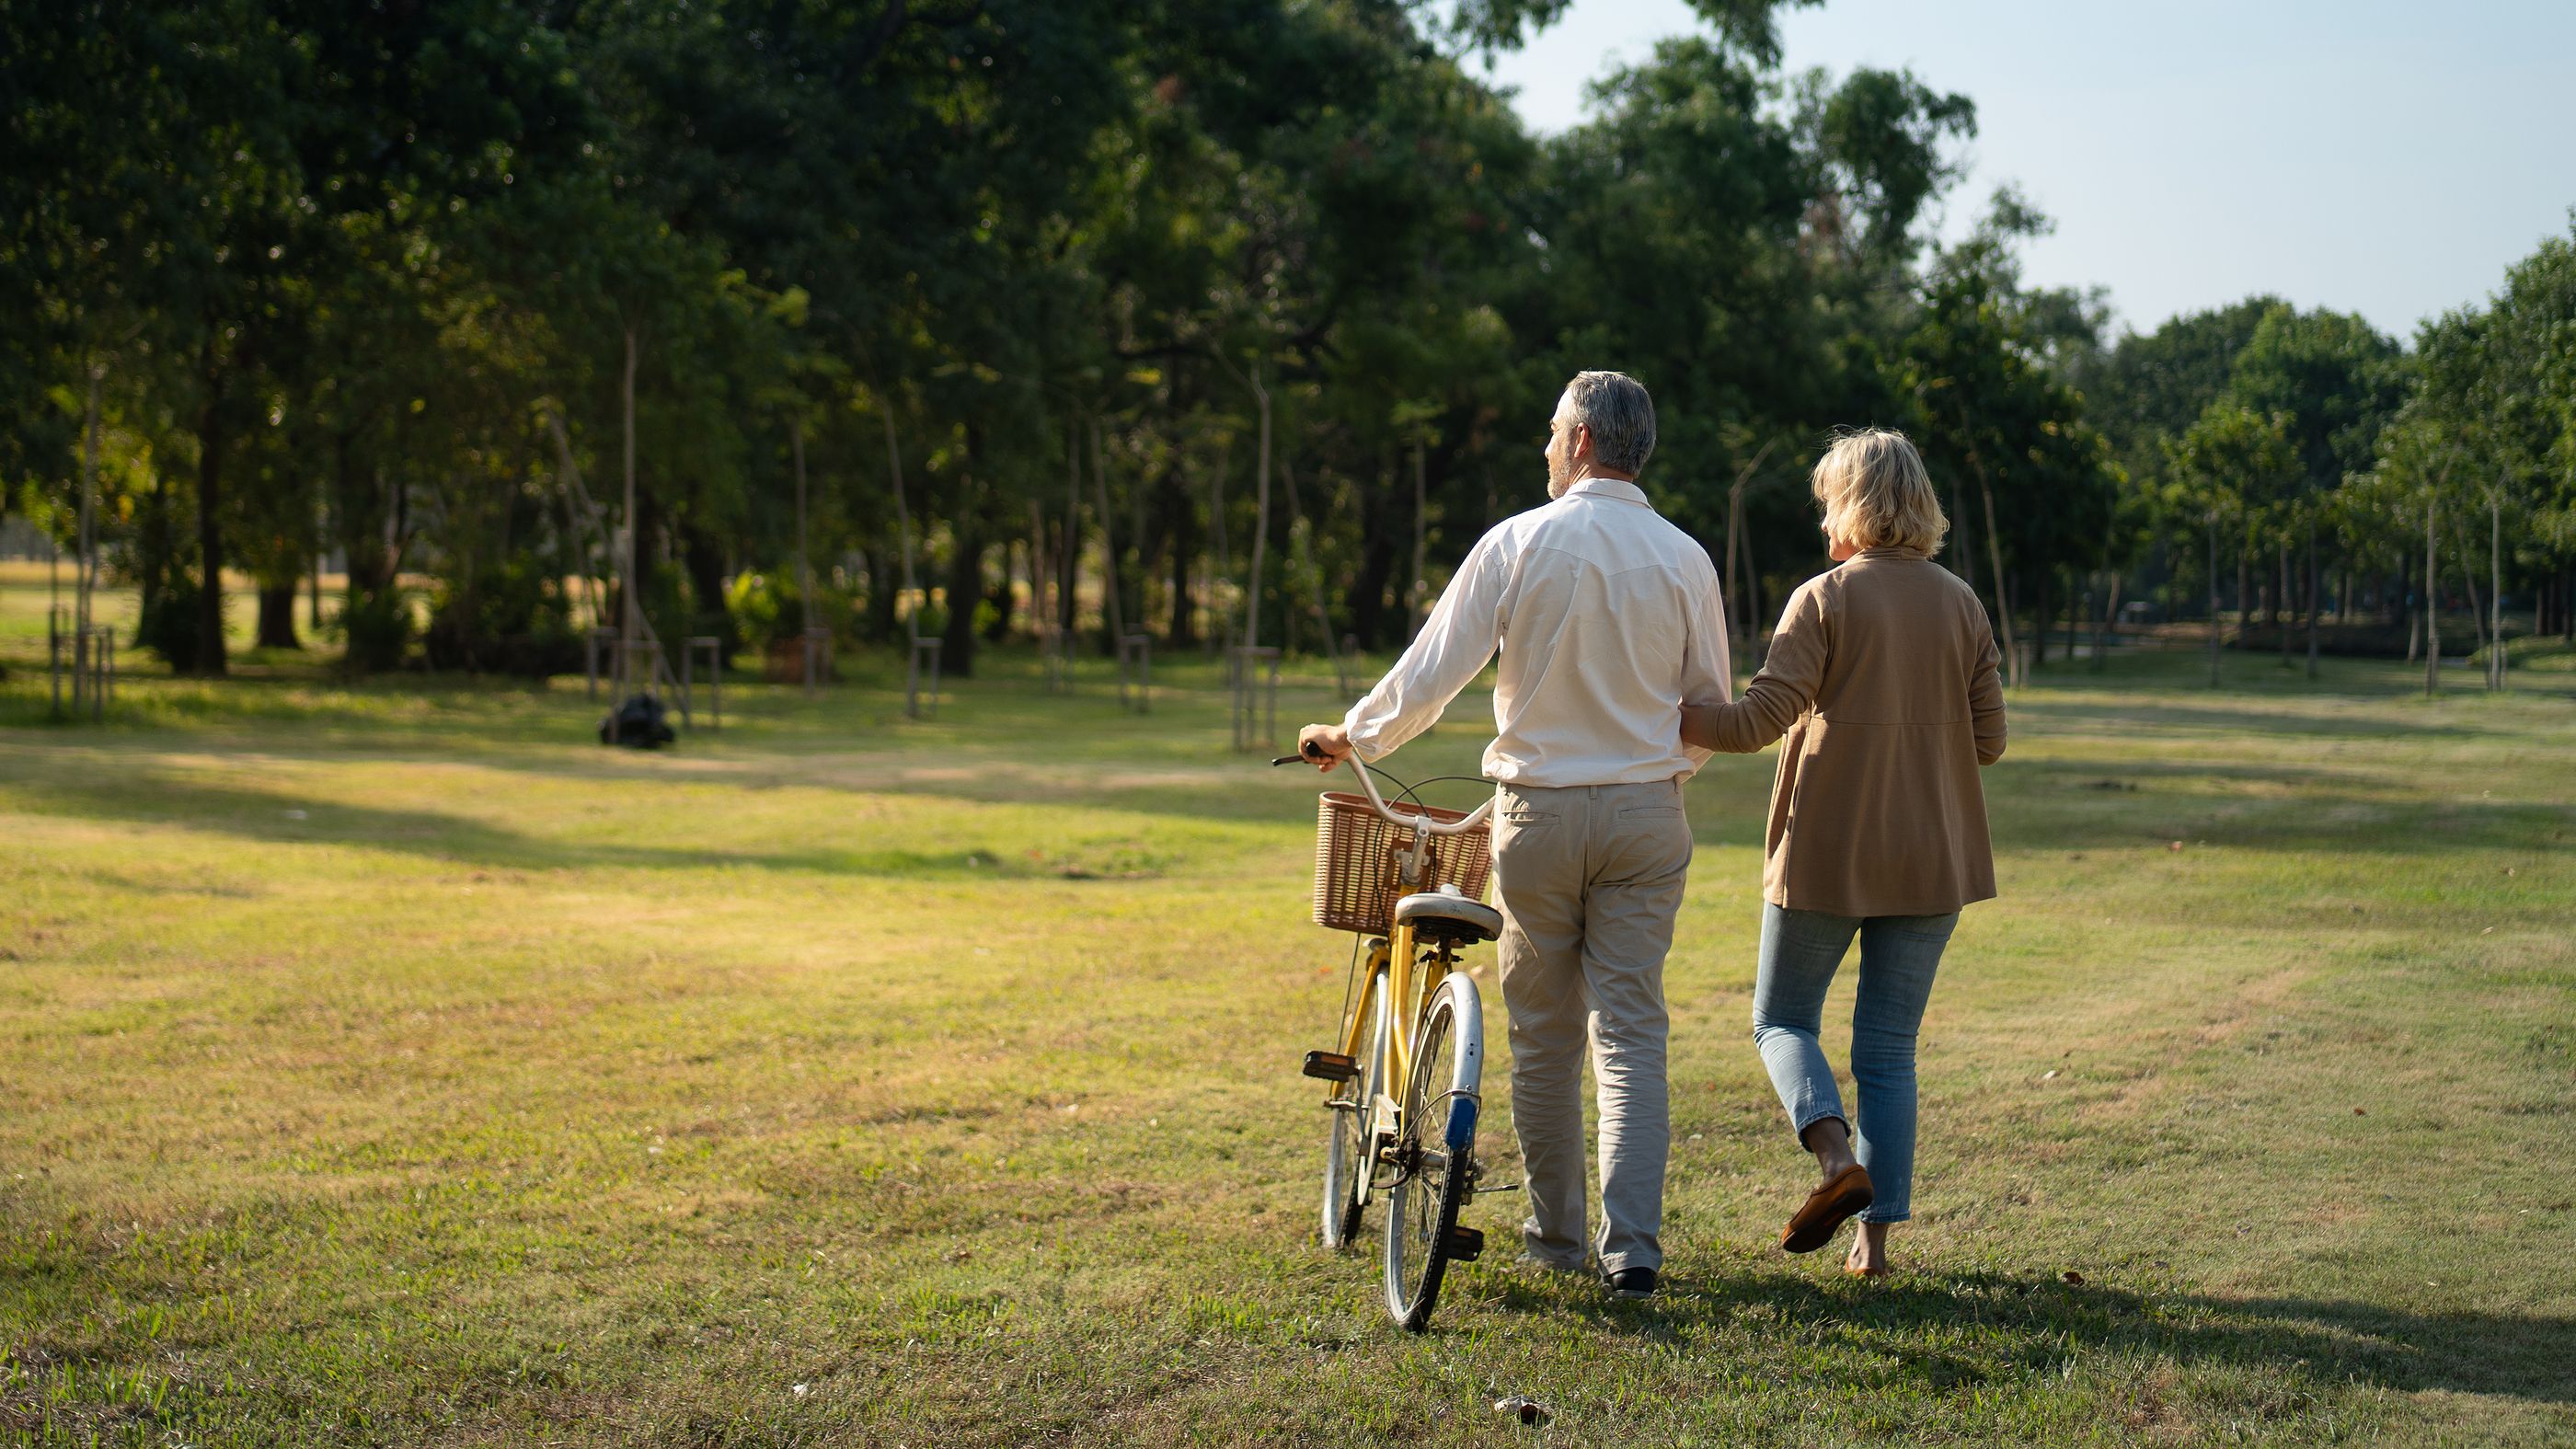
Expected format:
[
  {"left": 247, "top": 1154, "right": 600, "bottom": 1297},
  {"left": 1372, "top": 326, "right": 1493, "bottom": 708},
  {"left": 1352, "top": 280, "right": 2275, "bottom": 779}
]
[{"left": 1780, "top": 1164, "right": 1872, "bottom": 1254}]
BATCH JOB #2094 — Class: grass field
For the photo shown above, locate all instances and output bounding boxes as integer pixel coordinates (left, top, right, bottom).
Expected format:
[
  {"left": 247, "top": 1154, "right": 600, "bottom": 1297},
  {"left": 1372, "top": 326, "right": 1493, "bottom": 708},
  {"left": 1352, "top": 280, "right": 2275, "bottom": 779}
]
[{"left": 4, "top": 574, "right": 2573, "bottom": 1445}]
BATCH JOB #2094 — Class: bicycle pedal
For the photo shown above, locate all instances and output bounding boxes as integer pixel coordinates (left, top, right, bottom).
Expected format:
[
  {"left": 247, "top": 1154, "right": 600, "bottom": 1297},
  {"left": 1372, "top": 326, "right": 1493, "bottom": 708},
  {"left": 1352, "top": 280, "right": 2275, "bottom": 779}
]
[
  {"left": 1301, "top": 1051, "right": 1360, "bottom": 1084},
  {"left": 1445, "top": 1225, "right": 1485, "bottom": 1261},
  {"left": 1473, "top": 1180, "right": 1523, "bottom": 1194}
]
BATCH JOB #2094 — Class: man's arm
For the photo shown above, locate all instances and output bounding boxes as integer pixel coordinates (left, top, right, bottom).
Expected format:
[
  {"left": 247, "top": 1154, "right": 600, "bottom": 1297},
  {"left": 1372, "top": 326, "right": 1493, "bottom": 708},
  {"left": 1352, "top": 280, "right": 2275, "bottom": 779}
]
[{"left": 1298, "top": 530, "right": 1510, "bottom": 771}]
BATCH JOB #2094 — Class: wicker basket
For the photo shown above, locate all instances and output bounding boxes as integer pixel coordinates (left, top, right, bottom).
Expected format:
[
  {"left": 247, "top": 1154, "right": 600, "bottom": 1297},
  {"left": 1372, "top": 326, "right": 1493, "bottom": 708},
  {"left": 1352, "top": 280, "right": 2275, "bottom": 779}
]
[{"left": 1311, "top": 790, "right": 1494, "bottom": 935}]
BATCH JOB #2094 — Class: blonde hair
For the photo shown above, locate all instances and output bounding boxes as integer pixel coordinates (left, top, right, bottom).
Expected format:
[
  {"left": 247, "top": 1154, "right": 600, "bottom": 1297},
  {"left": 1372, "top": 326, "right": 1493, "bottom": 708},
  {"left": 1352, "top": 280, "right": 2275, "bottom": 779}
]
[{"left": 1811, "top": 428, "right": 1948, "bottom": 556}]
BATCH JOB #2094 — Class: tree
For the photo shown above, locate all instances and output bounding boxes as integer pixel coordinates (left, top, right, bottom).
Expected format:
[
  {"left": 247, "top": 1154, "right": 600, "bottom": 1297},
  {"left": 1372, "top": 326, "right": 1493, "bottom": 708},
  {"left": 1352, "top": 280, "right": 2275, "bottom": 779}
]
[{"left": 2169, "top": 405, "right": 2300, "bottom": 685}]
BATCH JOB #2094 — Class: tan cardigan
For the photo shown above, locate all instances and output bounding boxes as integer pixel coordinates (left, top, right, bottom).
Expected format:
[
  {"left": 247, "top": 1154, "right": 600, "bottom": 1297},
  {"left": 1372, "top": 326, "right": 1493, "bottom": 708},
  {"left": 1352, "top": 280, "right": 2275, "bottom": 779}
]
[{"left": 1684, "top": 547, "right": 2005, "bottom": 916}]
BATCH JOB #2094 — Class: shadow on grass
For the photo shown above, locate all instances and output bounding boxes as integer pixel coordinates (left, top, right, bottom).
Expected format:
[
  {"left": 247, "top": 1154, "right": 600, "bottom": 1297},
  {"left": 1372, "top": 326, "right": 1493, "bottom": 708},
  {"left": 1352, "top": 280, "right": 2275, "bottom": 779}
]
[
  {"left": 2010, "top": 694, "right": 2486, "bottom": 742},
  {"left": 1511, "top": 1268, "right": 2576, "bottom": 1407},
  {"left": 1980, "top": 756, "right": 2575, "bottom": 856},
  {"left": 13, "top": 735, "right": 2570, "bottom": 875},
  {"left": 2, "top": 767, "right": 1170, "bottom": 880}
]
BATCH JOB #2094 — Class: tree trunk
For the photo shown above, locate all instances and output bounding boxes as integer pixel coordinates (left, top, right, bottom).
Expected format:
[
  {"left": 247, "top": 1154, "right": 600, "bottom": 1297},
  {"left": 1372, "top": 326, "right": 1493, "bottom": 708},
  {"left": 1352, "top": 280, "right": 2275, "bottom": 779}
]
[
  {"left": 2456, "top": 538, "right": 2490, "bottom": 693},
  {"left": 139, "top": 468, "right": 171, "bottom": 633},
  {"left": 2207, "top": 514, "right": 2223, "bottom": 687},
  {"left": 1966, "top": 443, "right": 2017, "bottom": 668},
  {"left": 1351, "top": 453, "right": 1398, "bottom": 650},
  {"left": 942, "top": 523, "right": 982, "bottom": 677},
  {"left": 864, "top": 542, "right": 900, "bottom": 641},
  {"left": 2094, "top": 570, "right": 2121, "bottom": 674},
  {"left": 78, "top": 364, "right": 99, "bottom": 654},
  {"left": 1724, "top": 478, "right": 1745, "bottom": 661},
  {"left": 2031, "top": 568, "right": 2049, "bottom": 667},
  {"left": 683, "top": 524, "right": 730, "bottom": 661},
  {"left": 338, "top": 431, "right": 405, "bottom": 673},
  {"left": 2237, "top": 548, "right": 2250, "bottom": 633},
  {"left": 1244, "top": 367, "right": 1271, "bottom": 654},
  {"left": 2304, "top": 524, "right": 2319, "bottom": 679},
  {"left": 982, "top": 533, "right": 1018, "bottom": 644},
  {"left": 1739, "top": 500, "right": 1764, "bottom": 666},
  {"left": 792, "top": 423, "right": 812, "bottom": 638},
  {"left": 1091, "top": 419, "right": 1128, "bottom": 655},
  {"left": 256, "top": 583, "right": 300, "bottom": 650},
  {"left": 2490, "top": 495, "right": 2503, "bottom": 691},
  {"left": 1027, "top": 501, "right": 1056, "bottom": 668},
  {"left": 1204, "top": 435, "right": 1230, "bottom": 653},
  {"left": 1166, "top": 473, "right": 1197, "bottom": 647},
  {"left": 1279, "top": 454, "right": 1350, "bottom": 695},
  {"left": 194, "top": 401, "right": 229, "bottom": 675},
  {"left": 1949, "top": 476, "right": 1976, "bottom": 593},
  {"left": 620, "top": 324, "right": 641, "bottom": 685},
  {"left": 2277, "top": 543, "right": 2293, "bottom": 667},
  {"left": 882, "top": 410, "right": 920, "bottom": 657},
  {"left": 2423, "top": 500, "right": 2440, "bottom": 696},
  {"left": 1408, "top": 434, "right": 1428, "bottom": 638},
  {"left": 1061, "top": 423, "right": 1084, "bottom": 638}
]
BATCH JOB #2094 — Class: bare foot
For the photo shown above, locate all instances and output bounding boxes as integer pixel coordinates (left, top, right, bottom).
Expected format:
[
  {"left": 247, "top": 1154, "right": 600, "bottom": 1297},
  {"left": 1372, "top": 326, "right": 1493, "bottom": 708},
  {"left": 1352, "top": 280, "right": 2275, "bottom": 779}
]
[{"left": 1845, "top": 1221, "right": 1891, "bottom": 1276}]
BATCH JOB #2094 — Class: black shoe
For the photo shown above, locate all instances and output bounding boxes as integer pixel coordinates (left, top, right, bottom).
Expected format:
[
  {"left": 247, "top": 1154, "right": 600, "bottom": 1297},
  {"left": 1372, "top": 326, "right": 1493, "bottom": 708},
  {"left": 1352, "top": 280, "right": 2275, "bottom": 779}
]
[{"left": 1604, "top": 1266, "right": 1657, "bottom": 1299}]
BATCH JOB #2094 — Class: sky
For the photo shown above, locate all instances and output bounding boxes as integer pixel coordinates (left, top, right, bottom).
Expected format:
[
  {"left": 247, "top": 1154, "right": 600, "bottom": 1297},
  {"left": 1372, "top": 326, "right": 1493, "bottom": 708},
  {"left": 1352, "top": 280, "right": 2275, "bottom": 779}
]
[{"left": 1474, "top": 0, "right": 2576, "bottom": 341}]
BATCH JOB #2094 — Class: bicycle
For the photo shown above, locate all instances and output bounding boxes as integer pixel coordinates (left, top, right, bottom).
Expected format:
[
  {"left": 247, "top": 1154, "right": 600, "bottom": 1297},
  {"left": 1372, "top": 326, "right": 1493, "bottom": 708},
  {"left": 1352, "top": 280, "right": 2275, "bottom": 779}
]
[{"left": 1272, "top": 746, "right": 1510, "bottom": 1331}]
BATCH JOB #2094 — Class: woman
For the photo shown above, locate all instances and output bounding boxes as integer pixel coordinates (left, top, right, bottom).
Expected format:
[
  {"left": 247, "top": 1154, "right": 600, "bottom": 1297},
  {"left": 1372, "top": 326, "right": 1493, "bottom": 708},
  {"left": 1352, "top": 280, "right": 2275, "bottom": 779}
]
[{"left": 1682, "top": 428, "right": 2005, "bottom": 1277}]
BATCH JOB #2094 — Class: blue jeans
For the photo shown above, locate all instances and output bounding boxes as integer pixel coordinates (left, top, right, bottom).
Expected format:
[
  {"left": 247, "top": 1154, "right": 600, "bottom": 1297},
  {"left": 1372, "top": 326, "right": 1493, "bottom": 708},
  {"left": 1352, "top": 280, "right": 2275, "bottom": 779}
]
[{"left": 1750, "top": 904, "right": 1959, "bottom": 1223}]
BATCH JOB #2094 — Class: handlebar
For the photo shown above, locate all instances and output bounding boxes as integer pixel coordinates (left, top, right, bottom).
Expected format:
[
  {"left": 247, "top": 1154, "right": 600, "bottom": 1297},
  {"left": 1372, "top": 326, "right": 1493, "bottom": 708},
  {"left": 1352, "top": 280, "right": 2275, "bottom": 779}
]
[{"left": 1271, "top": 746, "right": 1495, "bottom": 834}]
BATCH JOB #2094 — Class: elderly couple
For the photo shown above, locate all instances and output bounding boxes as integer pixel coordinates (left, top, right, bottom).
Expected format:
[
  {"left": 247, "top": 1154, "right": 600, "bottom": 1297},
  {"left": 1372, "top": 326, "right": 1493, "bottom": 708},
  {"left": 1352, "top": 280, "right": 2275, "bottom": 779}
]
[{"left": 1298, "top": 370, "right": 2006, "bottom": 1299}]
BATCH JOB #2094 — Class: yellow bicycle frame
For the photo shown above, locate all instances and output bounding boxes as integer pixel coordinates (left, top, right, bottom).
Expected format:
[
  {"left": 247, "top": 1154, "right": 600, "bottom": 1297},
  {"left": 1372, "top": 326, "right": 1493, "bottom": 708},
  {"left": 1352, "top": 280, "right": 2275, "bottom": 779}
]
[{"left": 1336, "top": 921, "right": 1455, "bottom": 1170}]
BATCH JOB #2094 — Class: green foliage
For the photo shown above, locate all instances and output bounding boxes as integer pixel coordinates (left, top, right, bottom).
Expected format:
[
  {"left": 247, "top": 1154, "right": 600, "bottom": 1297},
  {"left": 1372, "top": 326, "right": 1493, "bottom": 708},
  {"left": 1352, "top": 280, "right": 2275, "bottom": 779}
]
[
  {"left": 10, "top": 1, "right": 2566, "bottom": 681},
  {"left": 1891, "top": 213, "right": 2121, "bottom": 612},
  {"left": 338, "top": 578, "right": 413, "bottom": 674},
  {"left": 134, "top": 573, "right": 205, "bottom": 673},
  {"left": 423, "top": 554, "right": 579, "bottom": 678}
]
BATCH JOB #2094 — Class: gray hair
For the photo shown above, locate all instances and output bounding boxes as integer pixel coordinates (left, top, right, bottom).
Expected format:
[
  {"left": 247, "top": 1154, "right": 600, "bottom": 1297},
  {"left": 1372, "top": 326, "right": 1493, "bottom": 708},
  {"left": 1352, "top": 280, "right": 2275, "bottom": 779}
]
[{"left": 1564, "top": 370, "right": 1656, "bottom": 476}]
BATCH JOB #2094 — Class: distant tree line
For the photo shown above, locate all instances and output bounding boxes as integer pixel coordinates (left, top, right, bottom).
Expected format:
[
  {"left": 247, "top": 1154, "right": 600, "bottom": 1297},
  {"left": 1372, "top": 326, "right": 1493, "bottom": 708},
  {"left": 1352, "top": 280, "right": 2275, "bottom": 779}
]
[
  {"left": 2085, "top": 232, "right": 2576, "bottom": 687},
  {"left": 5, "top": 0, "right": 2570, "bottom": 687}
]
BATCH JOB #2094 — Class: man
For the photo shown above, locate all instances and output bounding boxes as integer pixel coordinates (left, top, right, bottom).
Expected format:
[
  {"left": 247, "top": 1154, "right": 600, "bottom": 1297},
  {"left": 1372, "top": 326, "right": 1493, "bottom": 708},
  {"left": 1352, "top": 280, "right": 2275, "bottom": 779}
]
[{"left": 1298, "top": 370, "right": 1730, "bottom": 1298}]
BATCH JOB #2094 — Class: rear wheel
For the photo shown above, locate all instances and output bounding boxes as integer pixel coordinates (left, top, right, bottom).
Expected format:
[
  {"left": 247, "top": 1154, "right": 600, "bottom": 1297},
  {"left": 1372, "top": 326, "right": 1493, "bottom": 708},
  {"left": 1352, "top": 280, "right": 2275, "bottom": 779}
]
[
  {"left": 1383, "top": 973, "right": 1480, "bottom": 1330},
  {"left": 1319, "top": 968, "right": 1386, "bottom": 1249}
]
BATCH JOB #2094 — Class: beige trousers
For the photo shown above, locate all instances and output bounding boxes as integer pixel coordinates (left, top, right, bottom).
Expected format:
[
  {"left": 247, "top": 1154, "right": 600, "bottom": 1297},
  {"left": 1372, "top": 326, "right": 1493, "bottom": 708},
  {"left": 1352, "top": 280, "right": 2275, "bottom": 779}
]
[{"left": 1490, "top": 777, "right": 1691, "bottom": 1274}]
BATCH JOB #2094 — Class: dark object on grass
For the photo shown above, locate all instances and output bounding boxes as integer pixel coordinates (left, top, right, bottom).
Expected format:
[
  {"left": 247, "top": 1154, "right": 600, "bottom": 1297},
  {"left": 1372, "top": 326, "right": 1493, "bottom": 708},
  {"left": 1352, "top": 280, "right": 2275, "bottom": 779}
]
[
  {"left": 599, "top": 693, "right": 676, "bottom": 748},
  {"left": 1494, "top": 1396, "right": 1550, "bottom": 1425}
]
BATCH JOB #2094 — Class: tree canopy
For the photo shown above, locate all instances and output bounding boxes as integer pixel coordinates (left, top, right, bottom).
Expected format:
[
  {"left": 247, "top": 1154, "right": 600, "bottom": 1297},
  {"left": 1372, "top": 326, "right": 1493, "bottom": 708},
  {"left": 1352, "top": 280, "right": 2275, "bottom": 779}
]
[{"left": 6, "top": 2, "right": 2570, "bottom": 686}]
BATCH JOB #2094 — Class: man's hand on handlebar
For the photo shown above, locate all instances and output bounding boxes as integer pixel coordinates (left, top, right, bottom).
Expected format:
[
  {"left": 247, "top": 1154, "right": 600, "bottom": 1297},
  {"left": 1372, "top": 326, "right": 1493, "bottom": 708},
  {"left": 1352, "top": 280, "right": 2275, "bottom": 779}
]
[{"left": 1295, "top": 723, "right": 1353, "bottom": 773}]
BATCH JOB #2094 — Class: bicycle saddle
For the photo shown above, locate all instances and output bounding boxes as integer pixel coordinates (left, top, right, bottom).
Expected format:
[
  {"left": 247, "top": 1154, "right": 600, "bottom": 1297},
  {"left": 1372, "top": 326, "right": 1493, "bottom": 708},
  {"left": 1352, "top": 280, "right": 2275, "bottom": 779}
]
[{"left": 1393, "top": 884, "right": 1502, "bottom": 945}]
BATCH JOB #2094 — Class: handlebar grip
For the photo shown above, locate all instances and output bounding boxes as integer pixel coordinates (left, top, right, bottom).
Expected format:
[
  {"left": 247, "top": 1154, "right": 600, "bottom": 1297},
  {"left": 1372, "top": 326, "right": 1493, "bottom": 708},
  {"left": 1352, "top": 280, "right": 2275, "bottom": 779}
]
[{"left": 1271, "top": 755, "right": 1305, "bottom": 767}]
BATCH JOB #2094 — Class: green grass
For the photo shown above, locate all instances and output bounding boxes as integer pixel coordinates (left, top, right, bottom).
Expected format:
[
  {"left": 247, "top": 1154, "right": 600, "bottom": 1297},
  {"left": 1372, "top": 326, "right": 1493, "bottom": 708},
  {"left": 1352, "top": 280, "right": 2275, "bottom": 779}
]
[{"left": 4, "top": 581, "right": 2573, "bottom": 1445}]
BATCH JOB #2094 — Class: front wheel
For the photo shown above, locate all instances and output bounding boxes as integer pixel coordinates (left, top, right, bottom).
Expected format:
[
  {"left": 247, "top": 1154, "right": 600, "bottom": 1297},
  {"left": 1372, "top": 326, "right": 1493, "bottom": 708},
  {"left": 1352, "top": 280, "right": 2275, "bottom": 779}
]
[
  {"left": 1319, "top": 968, "right": 1386, "bottom": 1249},
  {"left": 1382, "top": 972, "right": 1484, "bottom": 1331}
]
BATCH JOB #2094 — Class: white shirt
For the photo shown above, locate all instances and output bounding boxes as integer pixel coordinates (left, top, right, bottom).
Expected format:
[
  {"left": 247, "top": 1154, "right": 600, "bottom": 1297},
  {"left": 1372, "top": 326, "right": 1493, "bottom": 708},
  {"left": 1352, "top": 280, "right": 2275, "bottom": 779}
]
[{"left": 1340, "top": 477, "right": 1732, "bottom": 788}]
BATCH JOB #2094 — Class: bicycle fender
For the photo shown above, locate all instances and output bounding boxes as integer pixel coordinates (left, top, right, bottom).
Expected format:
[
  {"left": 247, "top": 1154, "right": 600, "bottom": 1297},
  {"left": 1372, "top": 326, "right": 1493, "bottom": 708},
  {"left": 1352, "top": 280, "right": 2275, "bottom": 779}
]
[
  {"left": 1445, "top": 1096, "right": 1478, "bottom": 1151},
  {"left": 1440, "top": 974, "right": 1484, "bottom": 1150}
]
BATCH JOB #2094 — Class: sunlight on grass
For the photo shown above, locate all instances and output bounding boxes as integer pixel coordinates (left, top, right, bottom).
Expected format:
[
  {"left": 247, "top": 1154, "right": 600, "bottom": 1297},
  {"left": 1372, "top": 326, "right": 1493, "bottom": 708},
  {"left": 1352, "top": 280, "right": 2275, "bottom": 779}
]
[{"left": 3, "top": 601, "right": 2572, "bottom": 1444}]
